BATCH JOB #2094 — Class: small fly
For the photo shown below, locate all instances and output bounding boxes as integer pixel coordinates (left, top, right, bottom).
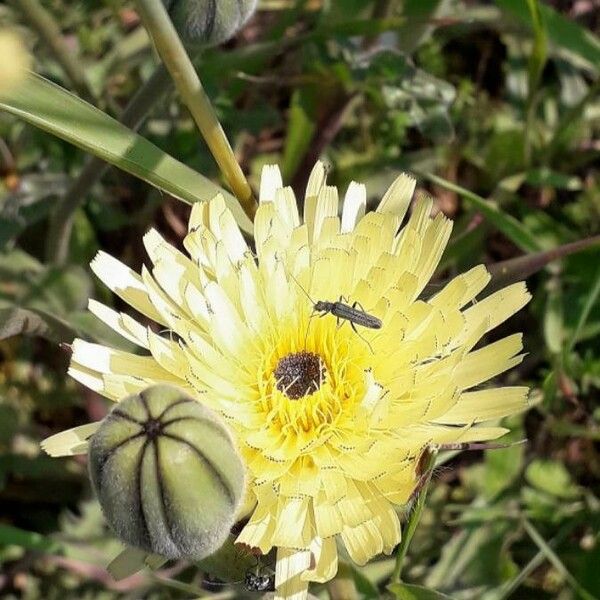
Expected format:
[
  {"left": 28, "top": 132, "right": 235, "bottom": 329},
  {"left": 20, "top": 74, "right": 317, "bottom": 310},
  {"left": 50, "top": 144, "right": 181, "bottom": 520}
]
[{"left": 244, "top": 568, "right": 275, "bottom": 592}]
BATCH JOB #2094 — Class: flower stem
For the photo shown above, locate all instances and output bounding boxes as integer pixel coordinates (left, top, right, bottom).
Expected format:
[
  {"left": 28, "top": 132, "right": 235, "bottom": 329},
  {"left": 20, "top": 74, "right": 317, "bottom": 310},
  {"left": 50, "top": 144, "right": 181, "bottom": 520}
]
[
  {"left": 390, "top": 450, "right": 437, "bottom": 584},
  {"left": 134, "top": 0, "right": 256, "bottom": 219}
]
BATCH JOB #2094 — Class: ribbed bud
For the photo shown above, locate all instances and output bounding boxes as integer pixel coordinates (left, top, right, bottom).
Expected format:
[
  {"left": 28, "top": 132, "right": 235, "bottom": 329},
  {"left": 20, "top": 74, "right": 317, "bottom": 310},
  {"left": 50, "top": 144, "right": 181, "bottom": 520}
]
[
  {"left": 88, "top": 385, "right": 246, "bottom": 560},
  {"left": 162, "top": 0, "right": 257, "bottom": 48}
]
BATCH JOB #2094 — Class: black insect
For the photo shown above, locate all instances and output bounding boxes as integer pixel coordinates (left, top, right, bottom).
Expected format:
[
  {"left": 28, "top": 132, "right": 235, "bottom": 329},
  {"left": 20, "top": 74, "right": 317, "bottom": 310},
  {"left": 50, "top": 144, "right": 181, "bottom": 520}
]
[
  {"left": 244, "top": 569, "right": 275, "bottom": 592},
  {"left": 314, "top": 298, "right": 382, "bottom": 331},
  {"left": 276, "top": 254, "right": 383, "bottom": 351}
]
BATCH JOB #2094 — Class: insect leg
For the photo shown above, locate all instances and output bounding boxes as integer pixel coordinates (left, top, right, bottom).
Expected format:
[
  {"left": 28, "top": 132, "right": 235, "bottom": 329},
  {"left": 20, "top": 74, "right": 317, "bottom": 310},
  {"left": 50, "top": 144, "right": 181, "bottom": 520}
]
[
  {"left": 350, "top": 321, "right": 374, "bottom": 353},
  {"left": 352, "top": 300, "right": 367, "bottom": 312}
]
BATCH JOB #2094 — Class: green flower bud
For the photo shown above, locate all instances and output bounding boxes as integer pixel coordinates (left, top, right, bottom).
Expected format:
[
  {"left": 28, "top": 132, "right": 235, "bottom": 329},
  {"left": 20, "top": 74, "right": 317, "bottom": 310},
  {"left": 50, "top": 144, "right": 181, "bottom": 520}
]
[
  {"left": 162, "top": 0, "right": 258, "bottom": 48},
  {"left": 89, "top": 385, "right": 245, "bottom": 560}
]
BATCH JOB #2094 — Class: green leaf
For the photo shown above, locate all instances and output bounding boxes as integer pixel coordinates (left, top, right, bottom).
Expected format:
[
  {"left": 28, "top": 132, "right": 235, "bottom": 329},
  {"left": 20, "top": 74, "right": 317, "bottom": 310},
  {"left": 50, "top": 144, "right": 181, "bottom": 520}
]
[
  {"left": 569, "top": 265, "right": 600, "bottom": 351},
  {"left": 0, "top": 73, "right": 253, "bottom": 234},
  {"left": 525, "top": 0, "right": 548, "bottom": 95},
  {"left": 396, "top": 0, "right": 448, "bottom": 54},
  {"left": 197, "top": 534, "right": 258, "bottom": 583},
  {"left": 282, "top": 87, "right": 317, "bottom": 181},
  {"left": 417, "top": 171, "right": 542, "bottom": 252},
  {"left": 0, "top": 306, "right": 74, "bottom": 343},
  {"left": 495, "top": 0, "right": 600, "bottom": 72},
  {"left": 483, "top": 439, "right": 525, "bottom": 498},
  {"left": 350, "top": 563, "right": 381, "bottom": 599},
  {"left": 525, "top": 459, "right": 580, "bottom": 499},
  {"left": 0, "top": 524, "right": 61, "bottom": 554},
  {"left": 388, "top": 583, "right": 456, "bottom": 600},
  {"left": 544, "top": 277, "right": 564, "bottom": 355},
  {"left": 523, "top": 519, "right": 598, "bottom": 600}
]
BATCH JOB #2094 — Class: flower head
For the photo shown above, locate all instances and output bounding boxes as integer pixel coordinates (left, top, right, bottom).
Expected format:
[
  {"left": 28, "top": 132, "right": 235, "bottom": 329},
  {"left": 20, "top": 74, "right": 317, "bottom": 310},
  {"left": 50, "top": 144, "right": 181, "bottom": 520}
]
[{"left": 44, "top": 163, "right": 530, "bottom": 598}]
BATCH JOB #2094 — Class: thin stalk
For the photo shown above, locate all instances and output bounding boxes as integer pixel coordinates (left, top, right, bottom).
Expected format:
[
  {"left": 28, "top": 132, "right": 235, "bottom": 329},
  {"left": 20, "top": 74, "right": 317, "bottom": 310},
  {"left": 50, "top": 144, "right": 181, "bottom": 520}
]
[
  {"left": 523, "top": 519, "right": 596, "bottom": 600},
  {"left": 135, "top": 0, "right": 256, "bottom": 219},
  {"left": 12, "top": 0, "right": 94, "bottom": 102},
  {"left": 568, "top": 265, "right": 600, "bottom": 352},
  {"left": 45, "top": 65, "right": 171, "bottom": 264},
  {"left": 390, "top": 451, "right": 437, "bottom": 583},
  {"left": 546, "top": 78, "right": 600, "bottom": 163}
]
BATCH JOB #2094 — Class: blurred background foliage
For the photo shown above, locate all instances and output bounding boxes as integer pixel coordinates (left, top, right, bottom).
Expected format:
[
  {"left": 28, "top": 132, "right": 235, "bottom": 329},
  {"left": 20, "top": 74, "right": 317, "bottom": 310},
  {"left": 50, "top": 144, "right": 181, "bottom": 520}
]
[{"left": 0, "top": 0, "right": 599, "bottom": 598}]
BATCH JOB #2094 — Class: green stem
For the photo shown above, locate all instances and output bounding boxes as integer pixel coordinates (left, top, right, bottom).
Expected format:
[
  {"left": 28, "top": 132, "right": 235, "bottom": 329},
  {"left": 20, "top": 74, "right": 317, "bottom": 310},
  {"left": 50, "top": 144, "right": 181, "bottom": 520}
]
[
  {"left": 546, "top": 78, "right": 600, "bottom": 163},
  {"left": 523, "top": 519, "right": 596, "bottom": 600},
  {"left": 12, "top": 0, "right": 94, "bottom": 102},
  {"left": 390, "top": 451, "right": 437, "bottom": 583},
  {"left": 495, "top": 522, "right": 576, "bottom": 600},
  {"left": 135, "top": 0, "right": 256, "bottom": 219},
  {"left": 45, "top": 65, "right": 171, "bottom": 264},
  {"left": 568, "top": 265, "right": 600, "bottom": 352}
]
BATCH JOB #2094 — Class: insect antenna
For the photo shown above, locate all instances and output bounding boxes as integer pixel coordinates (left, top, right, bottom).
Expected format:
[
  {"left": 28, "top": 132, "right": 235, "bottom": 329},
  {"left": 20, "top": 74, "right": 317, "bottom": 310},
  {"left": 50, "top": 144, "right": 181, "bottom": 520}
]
[{"left": 275, "top": 253, "right": 317, "bottom": 349}]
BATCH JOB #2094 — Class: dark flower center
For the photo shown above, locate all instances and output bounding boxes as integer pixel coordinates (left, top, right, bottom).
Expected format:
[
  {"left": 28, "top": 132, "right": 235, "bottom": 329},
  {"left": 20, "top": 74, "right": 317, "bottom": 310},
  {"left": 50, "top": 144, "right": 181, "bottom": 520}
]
[{"left": 274, "top": 351, "right": 325, "bottom": 400}]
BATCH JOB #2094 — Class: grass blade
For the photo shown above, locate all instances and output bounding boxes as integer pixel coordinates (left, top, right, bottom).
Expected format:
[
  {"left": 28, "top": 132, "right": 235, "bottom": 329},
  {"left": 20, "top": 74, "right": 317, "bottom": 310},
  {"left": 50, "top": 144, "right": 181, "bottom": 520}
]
[
  {"left": 495, "top": 0, "right": 600, "bottom": 72},
  {"left": 416, "top": 171, "right": 542, "bottom": 252},
  {"left": 0, "top": 73, "right": 253, "bottom": 233},
  {"left": 522, "top": 519, "right": 597, "bottom": 600}
]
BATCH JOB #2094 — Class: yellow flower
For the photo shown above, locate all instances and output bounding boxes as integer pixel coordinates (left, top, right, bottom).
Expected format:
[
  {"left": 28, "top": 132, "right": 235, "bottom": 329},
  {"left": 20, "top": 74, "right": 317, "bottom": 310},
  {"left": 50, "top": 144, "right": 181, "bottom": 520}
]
[
  {"left": 43, "top": 163, "right": 531, "bottom": 598},
  {"left": 0, "top": 29, "right": 31, "bottom": 98}
]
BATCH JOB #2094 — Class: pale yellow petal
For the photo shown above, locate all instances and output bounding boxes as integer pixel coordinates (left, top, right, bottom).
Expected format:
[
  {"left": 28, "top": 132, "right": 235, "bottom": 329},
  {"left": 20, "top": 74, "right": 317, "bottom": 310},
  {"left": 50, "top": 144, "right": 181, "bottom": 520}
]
[
  {"left": 377, "top": 172, "right": 416, "bottom": 225},
  {"left": 306, "top": 162, "right": 327, "bottom": 198},
  {"left": 107, "top": 547, "right": 148, "bottom": 581},
  {"left": 304, "top": 163, "right": 328, "bottom": 240},
  {"left": 341, "top": 519, "right": 383, "bottom": 565},
  {"left": 461, "top": 282, "right": 531, "bottom": 339},
  {"left": 313, "top": 492, "right": 344, "bottom": 538},
  {"left": 455, "top": 334, "right": 524, "bottom": 390},
  {"left": 435, "top": 387, "right": 530, "bottom": 425},
  {"left": 430, "top": 265, "right": 490, "bottom": 309},
  {"left": 260, "top": 164, "right": 284, "bottom": 203},
  {"left": 275, "top": 186, "right": 301, "bottom": 229},
  {"left": 275, "top": 547, "right": 311, "bottom": 600},
  {"left": 302, "top": 536, "right": 338, "bottom": 583},
  {"left": 90, "top": 252, "right": 165, "bottom": 325},
  {"left": 41, "top": 422, "right": 100, "bottom": 457},
  {"left": 71, "top": 339, "right": 180, "bottom": 383},
  {"left": 236, "top": 484, "right": 278, "bottom": 554},
  {"left": 311, "top": 186, "right": 339, "bottom": 244},
  {"left": 271, "top": 496, "right": 312, "bottom": 548},
  {"left": 88, "top": 300, "right": 149, "bottom": 349},
  {"left": 341, "top": 182, "right": 366, "bottom": 233},
  {"left": 68, "top": 362, "right": 113, "bottom": 398},
  {"left": 147, "top": 329, "right": 189, "bottom": 379}
]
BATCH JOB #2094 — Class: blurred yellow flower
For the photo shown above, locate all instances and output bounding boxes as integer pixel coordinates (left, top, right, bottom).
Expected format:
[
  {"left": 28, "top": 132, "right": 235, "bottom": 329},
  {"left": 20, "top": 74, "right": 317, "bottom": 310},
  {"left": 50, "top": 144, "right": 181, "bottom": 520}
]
[
  {"left": 43, "top": 163, "right": 531, "bottom": 599},
  {"left": 0, "top": 29, "right": 31, "bottom": 97}
]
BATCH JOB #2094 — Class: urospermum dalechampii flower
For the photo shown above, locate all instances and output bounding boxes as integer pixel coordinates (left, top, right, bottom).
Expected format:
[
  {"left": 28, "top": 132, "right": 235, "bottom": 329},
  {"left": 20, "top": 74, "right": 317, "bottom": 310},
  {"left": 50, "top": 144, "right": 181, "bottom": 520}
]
[{"left": 43, "top": 162, "right": 531, "bottom": 599}]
